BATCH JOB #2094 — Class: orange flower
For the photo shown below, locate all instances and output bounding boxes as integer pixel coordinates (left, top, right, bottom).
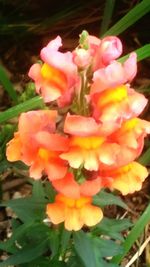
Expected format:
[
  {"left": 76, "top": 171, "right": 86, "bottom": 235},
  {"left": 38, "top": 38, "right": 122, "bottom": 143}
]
[
  {"left": 46, "top": 194, "right": 103, "bottom": 231},
  {"left": 99, "top": 162, "right": 148, "bottom": 195},
  {"left": 106, "top": 117, "right": 150, "bottom": 168},
  {"left": 91, "top": 85, "right": 147, "bottom": 125},
  {"left": 52, "top": 172, "right": 102, "bottom": 198},
  {"left": 6, "top": 110, "right": 69, "bottom": 180},
  {"left": 61, "top": 114, "right": 124, "bottom": 170}
]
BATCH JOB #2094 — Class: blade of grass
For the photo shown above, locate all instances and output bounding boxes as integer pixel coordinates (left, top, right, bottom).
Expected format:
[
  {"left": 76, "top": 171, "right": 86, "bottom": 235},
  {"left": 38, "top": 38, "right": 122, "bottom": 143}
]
[
  {"left": 100, "top": 0, "right": 116, "bottom": 36},
  {"left": 118, "top": 44, "right": 150, "bottom": 63},
  {"left": 0, "top": 65, "right": 18, "bottom": 103},
  {"left": 0, "top": 96, "right": 44, "bottom": 123},
  {"left": 101, "top": 0, "right": 150, "bottom": 37},
  {"left": 111, "top": 202, "right": 150, "bottom": 264}
]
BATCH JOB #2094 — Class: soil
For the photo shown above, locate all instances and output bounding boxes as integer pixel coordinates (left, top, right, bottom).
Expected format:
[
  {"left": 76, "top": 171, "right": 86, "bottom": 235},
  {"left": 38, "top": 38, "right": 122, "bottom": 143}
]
[{"left": 0, "top": 0, "right": 150, "bottom": 266}]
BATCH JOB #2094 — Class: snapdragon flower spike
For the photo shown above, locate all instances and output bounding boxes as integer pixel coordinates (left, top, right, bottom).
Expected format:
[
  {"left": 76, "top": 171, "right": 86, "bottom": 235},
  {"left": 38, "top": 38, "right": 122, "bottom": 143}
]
[
  {"left": 28, "top": 36, "right": 79, "bottom": 107},
  {"left": 46, "top": 194, "right": 103, "bottom": 231},
  {"left": 6, "top": 110, "right": 69, "bottom": 180}
]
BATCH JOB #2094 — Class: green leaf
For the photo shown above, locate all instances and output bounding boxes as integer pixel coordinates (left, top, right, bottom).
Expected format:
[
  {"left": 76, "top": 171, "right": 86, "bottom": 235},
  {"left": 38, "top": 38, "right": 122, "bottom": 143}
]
[
  {"left": 66, "top": 254, "right": 84, "bottom": 267},
  {"left": 0, "top": 96, "right": 44, "bottom": 123},
  {"left": 100, "top": 0, "right": 116, "bottom": 35},
  {"left": 48, "top": 229, "right": 60, "bottom": 258},
  {"left": 93, "top": 190, "right": 128, "bottom": 209},
  {"left": 111, "top": 202, "right": 150, "bottom": 264},
  {"left": 92, "top": 236, "right": 123, "bottom": 257},
  {"left": 138, "top": 147, "right": 150, "bottom": 165},
  {"left": 0, "top": 65, "right": 18, "bottom": 103},
  {"left": 32, "top": 180, "right": 46, "bottom": 201},
  {"left": 74, "top": 231, "right": 98, "bottom": 267},
  {"left": 97, "top": 259, "right": 119, "bottom": 267},
  {"left": 20, "top": 257, "right": 51, "bottom": 267},
  {"left": 0, "top": 159, "right": 28, "bottom": 173},
  {"left": 0, "top": 239, "right": 48, "bottom": 267},
  {"left": 102, "top": 0, "right": 150, "bottom": 37},
  {"left": 0, "top": 221, "right": 33, "bottom": 253},
  {"left": 0, "top": 222, "right": 50, "bottom": 254},
  {"left": 92, "top": 217, "right": 132, "bottom": 241},
  {"left": 74, "top": 231, "right": 122, "bottom": 267},
  {"left": 44, "top": 181, "right": 57, "bottom": 202},
  {"left": 60, "top": 228, "right": 71, "bottom": 253},
  {"left": 50, "top": 260, "right": 67, "bottom": 267},
  {"left": 1, "top": 196, "right": 47, "bottom": 223},
  {"left": 118, "top": 44, "right": 150, "bottom": 63}
]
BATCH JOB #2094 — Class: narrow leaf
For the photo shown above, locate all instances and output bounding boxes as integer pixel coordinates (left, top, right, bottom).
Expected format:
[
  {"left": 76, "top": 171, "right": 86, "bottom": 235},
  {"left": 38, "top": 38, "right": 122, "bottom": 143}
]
[
  {"left": 93, "top": 190, "right": 127, "bottom": 209},
  {"left": 100, "top": 0, "right": 116, "bottom": 35},
  {"left": 32, "top": 180, "right": 46, "bottom": 201},
  {"left": 61, "top": 229, "right": 71, "bottom": 253},
  {"left": 0, "top": 65, "right": 17, "bottom": 103},
  {"left": 93, "top": 237, "right": 123, "bottom": 257},
  {"left": 93, "top": 217, "right": 132, "bottom": 241},
  {"left": 111, "top": 202, "right": 150, "bottom": 264},
  {"left": 118, "top": 44, "right": 150, "bottom": 63},
  {"left": 0, "top": 239, "right": 48, "bottom": 267},
  {"left": 102, "top": 0, "right": 150, "bottom": 37},
  {"left": 1, "top": 196, "right": 47, "bottom": 223},
  {"left": 74, "top": 231, "right": 98, "bottom": 267},
  {"left": 0, "top": 96, "right": 44, "bottom": 123},
  {"left": 138, "top": 147, "right": 150, "bottom": 165}
]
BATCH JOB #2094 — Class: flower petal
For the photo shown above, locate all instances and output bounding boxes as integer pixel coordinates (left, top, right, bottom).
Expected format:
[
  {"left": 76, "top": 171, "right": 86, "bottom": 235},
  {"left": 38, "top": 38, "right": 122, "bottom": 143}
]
[
  {"left": 46, "top": 202, "right": 65, "bottom": 224},
  {"left": 52, "top": 172, "right": 80, "bottom": 198},
  {"left": 80, "top": 204, "right": 103, "bottom": 226},
  {"left": 110, "top": 162, "right": 148, "bottom": 195},
  {"left": 65, "top": 208, "right": 83, "bottom": 231}
]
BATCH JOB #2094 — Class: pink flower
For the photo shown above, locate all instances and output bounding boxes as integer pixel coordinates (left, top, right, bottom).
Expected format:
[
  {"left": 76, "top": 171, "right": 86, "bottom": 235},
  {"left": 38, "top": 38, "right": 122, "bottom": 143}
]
[
  {"left": 91, "top": 53, "right": 137, "bottom": 94},
  {"left": 91, "top": 85, "right": 148, "bottom": 125},
  {"left": 28, "top": 36, "right": 78, "bottom": 107},
  {"left": 91, "top": 36, "right": 123, "bottom": 70}
]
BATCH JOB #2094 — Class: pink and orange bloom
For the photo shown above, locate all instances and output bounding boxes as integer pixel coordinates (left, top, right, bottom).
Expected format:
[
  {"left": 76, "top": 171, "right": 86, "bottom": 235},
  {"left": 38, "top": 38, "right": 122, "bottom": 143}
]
[
  {"left": 6, "top": 31, "right": 150, "bottom": 231},
  {"left": 6, "top": 110, "right": 69, "bottom": 180}
]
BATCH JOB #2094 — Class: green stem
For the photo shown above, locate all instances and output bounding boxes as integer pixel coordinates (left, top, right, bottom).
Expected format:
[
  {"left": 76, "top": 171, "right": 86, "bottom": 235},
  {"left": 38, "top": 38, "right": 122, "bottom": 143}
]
[{"left": 111, "top": 202, "right": 150, "bottom": 264}]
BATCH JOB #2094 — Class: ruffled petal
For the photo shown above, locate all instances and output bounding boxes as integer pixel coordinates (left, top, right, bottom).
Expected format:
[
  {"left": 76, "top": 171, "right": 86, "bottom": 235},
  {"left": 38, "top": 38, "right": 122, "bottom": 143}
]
[
  {"left": 80, "top": 204, "right": 103, "bottom": 226},
  {"left": 6, "top": 133, "right": 21, "bottom": 162},
  {"left": 52, "top": 173, "right": 80, "bottom": 198},
  {"left": 46, "top": 202, "right": 65, "bottom": 224},
  {"left": 109, "top": 162, "right": 148, "bottom": 195}
]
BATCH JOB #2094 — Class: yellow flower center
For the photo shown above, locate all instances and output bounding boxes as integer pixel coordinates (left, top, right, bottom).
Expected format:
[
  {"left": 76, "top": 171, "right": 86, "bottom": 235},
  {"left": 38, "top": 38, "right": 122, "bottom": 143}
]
[
  {"left": 56, "top": 194, "right": 91, "bottom": 208},
  {"left": 41, "top": 63, "right": 67, "bottom": 90},
  {"left": 38, "top": 148, "right": 54, "bottom": 161},
  {"left": 98, "top": 85, "right": 127, "bottom": 107},
  {"left": 71, "top": 136, "right": 105, "bottom": 149},
  {"left": 101, "top": 163, "right": 132, "bottom": 177}
]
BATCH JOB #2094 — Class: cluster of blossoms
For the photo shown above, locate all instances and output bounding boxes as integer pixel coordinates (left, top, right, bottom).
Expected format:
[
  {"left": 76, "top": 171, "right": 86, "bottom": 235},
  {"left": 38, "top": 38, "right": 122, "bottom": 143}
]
[{"left": 6, "top": 31, "right": 150, "bottom": 231}]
